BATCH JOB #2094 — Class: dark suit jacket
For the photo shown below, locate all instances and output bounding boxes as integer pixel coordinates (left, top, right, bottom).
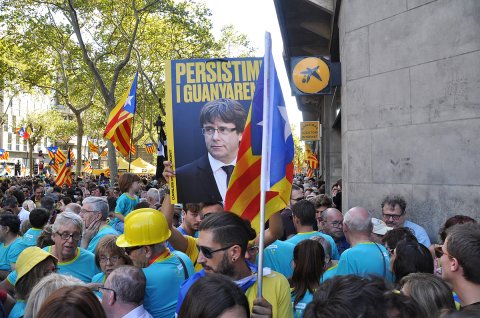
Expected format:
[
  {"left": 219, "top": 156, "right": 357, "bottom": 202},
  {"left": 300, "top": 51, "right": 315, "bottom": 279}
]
[{"left": 174, "top": 154, "right": 222, "bottom": 204}]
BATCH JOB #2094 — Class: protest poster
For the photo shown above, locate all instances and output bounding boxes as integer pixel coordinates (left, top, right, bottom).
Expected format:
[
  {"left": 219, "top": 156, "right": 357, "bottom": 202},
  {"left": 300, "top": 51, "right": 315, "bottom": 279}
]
[{"left": 165, "top": 57, "right": 262, "bottom": 204}]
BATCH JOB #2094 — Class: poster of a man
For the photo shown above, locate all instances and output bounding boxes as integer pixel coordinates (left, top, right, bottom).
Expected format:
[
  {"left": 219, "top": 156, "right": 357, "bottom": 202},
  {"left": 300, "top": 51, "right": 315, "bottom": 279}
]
[
  {"left": 174, "top": 98, "right": 247, "bottom": 203},
  {"left": 165, "top": 57, "right": 262, "bottom": 204}
]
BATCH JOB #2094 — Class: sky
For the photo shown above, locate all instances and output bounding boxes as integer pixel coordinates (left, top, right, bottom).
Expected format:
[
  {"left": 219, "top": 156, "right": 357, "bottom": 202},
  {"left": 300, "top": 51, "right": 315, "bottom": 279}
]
[{"left": 204, "top": 0, "right": 303, "bottom": 136}]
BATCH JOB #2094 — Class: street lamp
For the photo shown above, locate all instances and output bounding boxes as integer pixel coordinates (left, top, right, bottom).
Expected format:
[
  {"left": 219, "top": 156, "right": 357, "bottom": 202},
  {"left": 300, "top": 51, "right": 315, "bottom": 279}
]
[{"left": 154, "top": 115, "right": 162, "bottom": 135}]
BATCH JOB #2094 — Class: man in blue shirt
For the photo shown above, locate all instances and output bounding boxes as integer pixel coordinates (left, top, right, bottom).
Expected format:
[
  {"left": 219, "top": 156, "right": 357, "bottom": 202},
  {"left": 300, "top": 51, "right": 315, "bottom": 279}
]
[
  {"left": 116, "top": 208, "right": 194, "bottom": 318},
  {"left": 22, "top": 208, "right": 50, "bottom": 247},
  {"left": 335, "top": 207, "right": 393, "bottom": 282},
  {"left": 177, "top": 203, "right": 202, "bottom": 238},
  {"left": 285, "top": 200, "right": 339, "bottom": 260},
  {"left": 0, "top": 214, "right": 26, "bottom": 279},
  {"left": 381, "top": 195, "right": 431, "bottom": 248},
  {"left": 80, "top": 197, "right": 118, "bottom": 253}
]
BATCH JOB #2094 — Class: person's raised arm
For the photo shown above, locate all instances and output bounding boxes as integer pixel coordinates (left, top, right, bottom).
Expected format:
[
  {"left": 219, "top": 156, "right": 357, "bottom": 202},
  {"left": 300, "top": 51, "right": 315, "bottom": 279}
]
[{"left": 257, "top": 210, "right": 284, "bottom": 248}]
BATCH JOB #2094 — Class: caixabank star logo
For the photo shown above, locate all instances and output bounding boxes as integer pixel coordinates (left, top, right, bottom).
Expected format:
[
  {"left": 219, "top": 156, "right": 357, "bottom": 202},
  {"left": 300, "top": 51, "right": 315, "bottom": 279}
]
[{"left": 291, "top": 57, "right": 331, "bottom": 94}]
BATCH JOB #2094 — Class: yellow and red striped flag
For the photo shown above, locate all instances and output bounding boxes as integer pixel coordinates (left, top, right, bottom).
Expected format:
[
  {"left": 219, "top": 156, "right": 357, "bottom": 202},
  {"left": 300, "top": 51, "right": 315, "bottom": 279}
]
[
  {"left": 130, "top": 144, "right": 136, "bottom": 155},
  {"left": 100, "top": 148, "right": 108, "bottom": 157},
  {"left": 145, "top": 143, "right": 155, "bottom": 154},
  {"left": 69, "top": 149, "right": 76, "bottom": 161},
  {"left": 103, "top": 74, "right": 138, "bottom": 157},
  {"left": 83, "top": 160, "right": 93, "bottom": 174},
  {"left": 0, "top": 150, "right": 9, "bottom": 160},
  {"left": 306, "top": 164, "right": 314, "bottom": 178},
  {"left": 305, "top": 145, "right": 318, "bottom": 170},
  {"left": 225, "top": 44, "right": 294, "bottom": 233},
  {"left": 49, "top": 159, "right": 59, "bottom": 174},
  {"left": 54, "top": 148, "right": 72, "bottom": 187},
  {"left": 4, "top": 165, "right": 11, "bottom": 174},
  {"left": 47, "top": 146, "right": 66, "bottom": 163},
  {"left": 88, "top": 141, "right": 99, "bottom": 154}
]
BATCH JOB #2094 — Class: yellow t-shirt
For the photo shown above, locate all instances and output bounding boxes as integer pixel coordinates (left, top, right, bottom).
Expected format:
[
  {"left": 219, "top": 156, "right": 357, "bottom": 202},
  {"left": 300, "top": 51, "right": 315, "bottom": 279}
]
[{"left": 184, "top": 235, "right": 202, "bottom": 272}]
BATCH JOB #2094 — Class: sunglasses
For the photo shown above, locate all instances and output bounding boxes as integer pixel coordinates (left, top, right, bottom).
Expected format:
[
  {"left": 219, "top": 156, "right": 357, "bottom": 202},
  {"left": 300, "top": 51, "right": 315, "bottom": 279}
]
[
  {"left": 197, "top": 244, "right": 234, "bottom": 259},
  {"left": 124, "top": 246, "right": 143, "bottom": 255}
]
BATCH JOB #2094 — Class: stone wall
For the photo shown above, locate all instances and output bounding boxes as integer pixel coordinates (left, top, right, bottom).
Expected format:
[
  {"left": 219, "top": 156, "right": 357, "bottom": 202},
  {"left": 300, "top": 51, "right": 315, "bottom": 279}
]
[{"left": 338, "top": 0, "right": 480, "bottom": 241}]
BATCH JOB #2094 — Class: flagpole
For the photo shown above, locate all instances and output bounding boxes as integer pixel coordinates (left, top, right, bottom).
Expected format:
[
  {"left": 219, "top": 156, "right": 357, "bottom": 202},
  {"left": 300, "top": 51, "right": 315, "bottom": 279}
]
[{"left": 257, "top": 32, "right": 273, "bottom": 297}]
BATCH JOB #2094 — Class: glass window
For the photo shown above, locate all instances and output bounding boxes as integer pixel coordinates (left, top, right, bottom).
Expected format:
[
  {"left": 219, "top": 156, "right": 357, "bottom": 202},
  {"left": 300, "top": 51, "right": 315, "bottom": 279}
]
[{"left": 7, "top": 133, "right": 12, "bottom": 150}]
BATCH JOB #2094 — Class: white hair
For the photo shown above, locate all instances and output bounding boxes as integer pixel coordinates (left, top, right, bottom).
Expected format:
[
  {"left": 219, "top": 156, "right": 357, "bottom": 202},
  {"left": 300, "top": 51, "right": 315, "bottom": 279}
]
[
  {"left": 344, "top": 208, "right": 372, "bottom": 233},
  {"left": 146, "top": 188, "right": 160, "bottom": 204},
  {"left": 22, "top": 200, "right": 36, "bottom": 212},
  {"left": 52, "top": 211, "right": 84, "bottom": 233}
]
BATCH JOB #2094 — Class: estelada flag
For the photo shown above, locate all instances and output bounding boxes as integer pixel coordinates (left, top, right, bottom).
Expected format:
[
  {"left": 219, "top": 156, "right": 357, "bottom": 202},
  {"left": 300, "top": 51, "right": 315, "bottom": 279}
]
[
  {"left": 15, "top": 127, "right": 30, "bottom": 139},
  {"left": 47, "top": 146, "right": 66, "bottom": 163},
  {"left": 83, "top": 160, "right": 93, "bottom": 174},
  {"left": 305, "top": 145, "right": 318, "bottom": 170},
  {"left": 0, "top": 150, "right": 10, "bottom": 160},
  {"left": 104, "top": 73, "right": 138, "bottom": 157},
  {"left": 225, "top": 40, "right": 294, "bottom": 233},
  {"left": 145, "top": 143, "right": 155, "bottom": 154}
]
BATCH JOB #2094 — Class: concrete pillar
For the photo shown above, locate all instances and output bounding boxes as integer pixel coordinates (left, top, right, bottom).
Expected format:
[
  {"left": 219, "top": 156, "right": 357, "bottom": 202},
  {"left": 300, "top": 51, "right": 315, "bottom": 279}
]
[{"left": 339, "top": 0, "right": 480, "bottom": 241}]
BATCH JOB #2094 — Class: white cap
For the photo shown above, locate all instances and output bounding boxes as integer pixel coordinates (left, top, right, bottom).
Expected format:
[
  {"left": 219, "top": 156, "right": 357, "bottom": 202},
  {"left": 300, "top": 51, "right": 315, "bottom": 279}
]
[{"left": 372, "top": 218, "right": 393, "bottom": 235}]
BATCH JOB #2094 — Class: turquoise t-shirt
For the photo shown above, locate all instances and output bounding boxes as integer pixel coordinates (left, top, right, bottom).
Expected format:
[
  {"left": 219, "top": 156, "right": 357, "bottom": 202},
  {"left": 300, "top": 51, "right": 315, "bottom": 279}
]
[
  {"left": 8, "top": 300, "right": 25, "bottom": 318},
  {"left": 335, "top": 242, "right": 394, "bottom": 283},
  {"left": 263, "top": 240, "right": 295, "bottom": 279},
  {"left": 291, "top": 290, "right": 313, "bottom": 318},
  {"left": 22, "top": 228, "right": 43, "bottom": 247},
  {"left": 86, "top": 225, "right": 118, "bottom": 254},
  {"left": 43, "top": 246, "right": 100, "bottom": 283},
  {"left": 113, "top": 193, "right": 139, "bottom": 225},
  {"left": 285, "top": 231, "right": 340, "bottom": 260},
  {"left": 143, "top": 250, "right": 194, "bottom": 318},
  {"left": 0, "top": 237, "right": 27, "bottom": 270},
  {"left": 91, "top": 272, "right": 106, "bottom": 298},
  {"left": 320, "top": 264, "right": 338, "bottom": 283}
]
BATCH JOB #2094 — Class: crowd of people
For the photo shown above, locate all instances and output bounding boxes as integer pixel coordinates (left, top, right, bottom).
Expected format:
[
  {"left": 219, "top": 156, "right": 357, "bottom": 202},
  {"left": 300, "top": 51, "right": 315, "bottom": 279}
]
[{"left": 0, "top": 171, "right": 476, "bottom": 318}]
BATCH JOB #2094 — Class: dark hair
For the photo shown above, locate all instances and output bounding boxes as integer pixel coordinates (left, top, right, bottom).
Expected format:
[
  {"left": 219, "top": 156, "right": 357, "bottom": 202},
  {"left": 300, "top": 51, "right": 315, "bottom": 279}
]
[
  {"left": 310, "top": 195, "right": 333, "bottom": 210},
  {"left": 291, "top": 200, "right": 316, "bottom": 227},
  {"left": 292, "top": 184, "right": 302, "bottom": 192},
  {"left": 53, "top": 186, "right": 62, "bottom": 193},
  {"left": 95, "top": 186, "right": 106, "bottom": 196},
  {"left": 133, "top": 201, "right": 150, "bottom": 210},
  {"left": 11, "top": 190, "right": 25, "bottom": 206},
  {"left": 40, "top": 196, "right": 55, "bottom": 212},
  {"left": 382, "top": 227, "right": 417, "bottom": 249},
  {"left": 36, "top": 285, "right": 106, "bottom": 318},
  {"left": 199, "top": 98, "right": 247, "bottom": 133},
  {"left": 0, "top": 214, "right": 20, "bottom": 234},
  {"left": 107, "top": 197, "right": 117, "bottom": 212},
  {"left": 60, "top": 196, "right": 72, "bottom": 206},
  {"left": 392, "top": 240, "right": 433, "bottom": 284},
  {"left": 304, "top": 275, "right": 388, "bottom": 318},
  {"left": 29, "top": 208, "right": 50, "bottom": 229},
  {"left": 446, "top": 223, "right": 480, "bottom": 284},
  {"left": 37, "top": 225, "right": 54, "bottom": 248},
  {"left": 185, "top": 203, "right": 202, "bottom": 213},
  {"left": 33, "top": 184, "right": 44, "bottom": 193},
  {"left": 383, "top": 291, "right": 422, "bottom": 318},
  {"left": 291, "top": 240, "right": 325, "bottom": 306},
  {"left": 199, "top": 212, "right": 256, "bottom": 255},
  {"left": 439, "top": 215, "right": 476, "bottom": 242},
  {"left": 118, "top": 173, "right": 140, "bottom": 193},
  {"left": 178, "top": 274, "right": 250, "bottom": 318},
  {"left": 381, "top": 195, "right": 407, "bottom": 214},
  {"left": 2, "top": 195, "right": 18, "bottom": 210}
]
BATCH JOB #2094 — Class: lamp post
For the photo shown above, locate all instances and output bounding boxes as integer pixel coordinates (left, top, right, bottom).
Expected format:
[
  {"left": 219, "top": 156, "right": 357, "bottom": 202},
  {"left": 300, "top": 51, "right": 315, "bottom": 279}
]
[{"left": 154, "top": 115, "right": 165, "bottom": 182}]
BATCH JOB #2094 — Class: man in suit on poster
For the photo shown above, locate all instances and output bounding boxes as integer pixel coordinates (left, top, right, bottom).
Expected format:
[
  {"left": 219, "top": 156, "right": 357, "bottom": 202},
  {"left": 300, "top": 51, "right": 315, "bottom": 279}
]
[{"left": 164, "top": 98, "right": 247, "bottom": 204}]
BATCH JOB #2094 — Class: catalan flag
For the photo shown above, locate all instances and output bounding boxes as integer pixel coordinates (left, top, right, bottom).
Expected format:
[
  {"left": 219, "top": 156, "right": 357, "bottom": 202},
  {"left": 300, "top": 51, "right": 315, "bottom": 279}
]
[
  {"left": 103, "top": 73, "right": 138, "bottom": 157},
  {"left": 100, "top": 149, "right": 108, "bottom": 157},
  {"left": 225, "top": 39, "right": 294, "bottom": 233},
  {"left": 69, "top": 149, "right": 76, "bottom": 161},
  {"left": 130, "top": 144, "right": 136, "bottom": 155},
  {"left": 88, "top": 141, "right": 99, "bottom": 154},
  {"left": 0, "top": 150, "right": 10, "bottom": 160},
  {"left": 83, "top": 160, "right": 93, "bottom": 174},
  {"left": 306, "top": 165, "right": 314, "bottom": 178},
  {"left": 305, "top": 145, "right": 319, "bottom": 170},
  {"left": 54, "top": 148, "right": 72, "bottom": 187},
  {"left": 4, "top": 165, "right": 11, "bottom": 174},
  {"left": 145, "top": 143, "right": 155, "bottom": 154}
]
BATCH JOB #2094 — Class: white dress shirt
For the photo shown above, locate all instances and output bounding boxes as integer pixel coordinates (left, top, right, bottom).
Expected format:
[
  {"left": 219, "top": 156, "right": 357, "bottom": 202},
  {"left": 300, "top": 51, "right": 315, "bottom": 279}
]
[
  {"left": 208, "top": 153, "right": 236, "bottom": 202},
  {"left": 122, "top": 305, "right": 153, "bottom": 318}
]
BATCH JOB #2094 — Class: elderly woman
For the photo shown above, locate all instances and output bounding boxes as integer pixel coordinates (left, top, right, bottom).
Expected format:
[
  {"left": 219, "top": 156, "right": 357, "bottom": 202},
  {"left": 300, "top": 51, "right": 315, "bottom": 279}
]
[
  {"left": 91, "top": 235, "right": 132, "bottom": 287},
  {"left": 44, "top": 212, "right": 100, "bottom": 283}
]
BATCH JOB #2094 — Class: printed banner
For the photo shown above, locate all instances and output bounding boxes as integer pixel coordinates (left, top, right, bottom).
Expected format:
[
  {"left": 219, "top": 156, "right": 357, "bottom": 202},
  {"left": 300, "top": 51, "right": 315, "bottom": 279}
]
[{"left": 165, "top": 57, "right": 262, "bottom": 203}]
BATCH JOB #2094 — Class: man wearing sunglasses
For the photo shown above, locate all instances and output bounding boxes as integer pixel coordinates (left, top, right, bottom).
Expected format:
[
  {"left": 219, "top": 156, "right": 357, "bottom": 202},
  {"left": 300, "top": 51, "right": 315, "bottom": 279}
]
[
  {"left": 116, "top": 208, "right": 194, "bottom": 318},
  {"left": 381, "top": 195, "right": 431, "bottom": 248},
  {"left": 164, "top": 98, "right": 247, "bottom": 204},
  {"left": 175, "top": 212, "right": 292, "bottom": 318},
  {"left": 439, "top": 223, "right": 480, "bottom": 310}
]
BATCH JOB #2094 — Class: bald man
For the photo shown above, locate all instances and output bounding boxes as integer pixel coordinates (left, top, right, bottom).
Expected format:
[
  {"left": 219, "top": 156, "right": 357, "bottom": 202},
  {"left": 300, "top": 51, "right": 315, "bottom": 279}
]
[
  {"left": 334, "top": 207, "right": 393, "bottom": 282},
  {"left": 321, "top": 208, "right": 350, "bottom": 255}
]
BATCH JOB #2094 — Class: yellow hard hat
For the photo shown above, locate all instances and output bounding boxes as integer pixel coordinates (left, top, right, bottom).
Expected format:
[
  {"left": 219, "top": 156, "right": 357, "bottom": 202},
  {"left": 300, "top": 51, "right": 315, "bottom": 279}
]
[
  {"left": 116, "top": 208, "right": 171, "bottom": 247},
  {"left": 16, "top": 246, "right": 57, "bottom": 285}
]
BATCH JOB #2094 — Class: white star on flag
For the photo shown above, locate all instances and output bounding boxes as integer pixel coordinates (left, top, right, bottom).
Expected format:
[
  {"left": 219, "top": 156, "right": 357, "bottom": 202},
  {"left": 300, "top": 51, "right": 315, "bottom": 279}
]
[
  {"left": 125, "top": 95, "right": 134, "bottom": 107},
  {"left": 278, "top": 105, "right": 291, "bottom": 142}
]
